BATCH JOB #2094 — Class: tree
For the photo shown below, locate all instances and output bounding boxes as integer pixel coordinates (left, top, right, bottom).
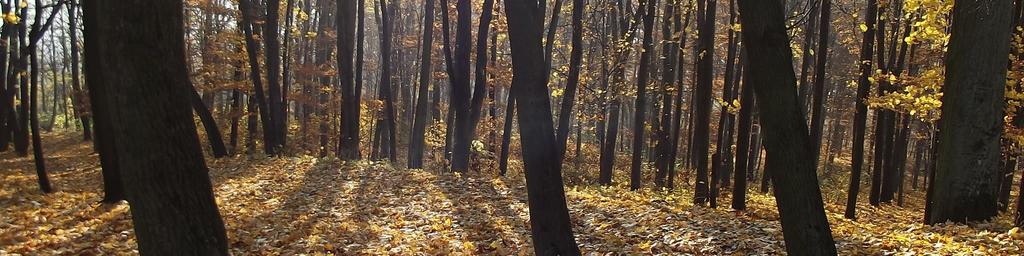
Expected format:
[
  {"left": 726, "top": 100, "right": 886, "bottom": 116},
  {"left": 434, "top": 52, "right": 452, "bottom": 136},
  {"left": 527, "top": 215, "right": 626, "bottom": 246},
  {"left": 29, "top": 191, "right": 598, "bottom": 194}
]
[
  {"left": 554, "top": 0, "right": 583, "bottom": 157},
  {"left": 450, "top": 0, "right": 473, "bottom": 172},
  {"left": 338, "top": 0, "right": 362, "bottom": 160},
  {"left": 808, "top": 0, "right": 831, "bottom": 169},
  {"left": 736, "top": 0, "right": 838, "bottom": 253},
  {"left": 82, "top": 0, "right": 228, "bottom": 253},
  {"left": 630, "top": 0, "right": 657, "bottom": 191},
  {"left": 67, "top": 0, "right": 91, "bottom": 141},
  {"left": 237, "top": 0, "right": 274, "bottom": 155},
  {"left": 503, "top": 0, "right": 581, "bottom": 253},
  {"left": 693, "top": 0, "right": 715, "bottom": 205},
  {"left": 409, "top": 0, "right": 436, "bottom": 168},
  {"left": 844, "top": 0, "right": 877, "bottom": 220},
  {"left": 732, "top": 50, "right": 752, "bottom": 211},
  {"left": 925, "top": 0, "right": 1012, "bottom": 225}
]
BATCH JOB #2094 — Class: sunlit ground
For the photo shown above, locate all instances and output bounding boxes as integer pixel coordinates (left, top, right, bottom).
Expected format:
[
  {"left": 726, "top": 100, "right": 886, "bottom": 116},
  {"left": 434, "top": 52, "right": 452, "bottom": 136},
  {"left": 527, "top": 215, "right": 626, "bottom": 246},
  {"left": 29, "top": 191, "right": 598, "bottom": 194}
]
[{"left": 1, "top": 133, "right": 1022, "bottom": 255}]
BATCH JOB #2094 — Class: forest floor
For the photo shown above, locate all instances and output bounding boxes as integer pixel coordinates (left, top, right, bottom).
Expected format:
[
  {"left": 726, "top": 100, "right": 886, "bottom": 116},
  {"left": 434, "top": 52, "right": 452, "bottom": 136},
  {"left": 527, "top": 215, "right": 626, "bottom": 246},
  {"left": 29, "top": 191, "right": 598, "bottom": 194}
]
[{"left": 2, "top": 133, "right": 1024, "bottom": 255}]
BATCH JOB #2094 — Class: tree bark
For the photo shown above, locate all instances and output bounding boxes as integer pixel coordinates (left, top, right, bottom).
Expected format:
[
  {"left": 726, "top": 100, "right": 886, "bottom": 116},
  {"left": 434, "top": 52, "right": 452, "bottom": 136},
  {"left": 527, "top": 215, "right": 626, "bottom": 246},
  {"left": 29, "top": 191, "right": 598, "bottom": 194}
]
[
  {"left": 844, "top": 0, "right": 876, "bottom": 220},
  {"left": 503, "top": 0, "right": 581, "bottom": 253},
  {"left": 736, "top": 0, "right": 838, "bottom": 253},
  {"left": 926, "top": 0, "right": 1012, "bottom": 224},
  {"left": 83, "top": 0, "right": 229, "bottom": 253}
]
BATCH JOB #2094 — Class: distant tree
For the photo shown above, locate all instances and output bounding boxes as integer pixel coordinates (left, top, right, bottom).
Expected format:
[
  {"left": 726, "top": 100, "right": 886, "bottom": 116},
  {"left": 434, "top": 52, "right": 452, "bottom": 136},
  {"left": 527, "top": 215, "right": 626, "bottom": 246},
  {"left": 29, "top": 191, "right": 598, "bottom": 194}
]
[
  {"left": 503, "top": 0, "right": 581, "bottom": 253},
  {"left": 925, "top": 0, "right": 1012, "bottom": 225},
  {"left": 82, "top": 0, "right": 228, "bottom": 253}
]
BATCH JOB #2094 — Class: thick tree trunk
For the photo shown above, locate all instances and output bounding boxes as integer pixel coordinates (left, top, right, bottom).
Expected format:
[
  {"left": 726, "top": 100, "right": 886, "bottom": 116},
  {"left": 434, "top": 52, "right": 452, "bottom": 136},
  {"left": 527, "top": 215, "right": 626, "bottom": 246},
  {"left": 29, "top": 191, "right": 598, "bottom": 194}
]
[
  {"left": 82, "top": 0, "right": 229, "bottom": 253},
  {"left": 338, "top": 0, "right": 362, "bottom": 160},
  {"left": 926, "top": 0, "right": 1012, "bottom": 225},
  {"left": 503, "top": 0, "right": 581, "bottom": 253},
  {"left": 736, "top": 0, "right": 838, "bottom": 253}
]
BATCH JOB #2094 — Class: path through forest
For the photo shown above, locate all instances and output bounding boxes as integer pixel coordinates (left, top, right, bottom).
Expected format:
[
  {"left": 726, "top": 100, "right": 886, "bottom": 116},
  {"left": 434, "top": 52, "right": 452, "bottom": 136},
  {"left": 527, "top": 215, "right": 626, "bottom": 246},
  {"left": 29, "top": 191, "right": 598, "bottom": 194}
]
[{"left": 2, "top": 134, "right": 1022, "bottom": 255}]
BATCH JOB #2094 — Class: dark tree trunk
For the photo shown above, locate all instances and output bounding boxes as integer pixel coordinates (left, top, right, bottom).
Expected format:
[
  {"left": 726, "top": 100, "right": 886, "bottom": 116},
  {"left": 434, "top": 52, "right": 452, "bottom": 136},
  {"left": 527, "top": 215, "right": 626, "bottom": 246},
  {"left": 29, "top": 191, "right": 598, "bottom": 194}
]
[
  {"left": 28, "top": 2, "right": 51, "bottom": 193},
  {"left": 238, "top": 0, "right": 274, "bottom": 155},
  {"left": 796, "top": 0, "right": 818, "bottom": 116},
  {"left": 732, "top": 50, "right": 752, "bottom": 211},
  {"left": 82, "top": 0, "right": 229, "bottom": 253},
  {"left": 555, "top": 0, "right": 583, "bottom": 158},
  {"left": 264, "top": 0, "right": 285, "bottom": 152},
  {"left": 468, "top": 0, "right": 496, "bottom": 139},
  {"left": 338, "top": 0, "right": 362, "bottom": 160},
  {"left": 498, "top": 95, "right": 515, "bottom": 175},
  {"left": 736, "top": 0, "right": 838, "bottom": 253},
  {"left": 844, "top": 0, "right": 877, "bottom": 220},
  {"left": 693, "top": 0, "right": 716, "bottom": 205},
  {"left": 808, "top": 0, "right": 830, "bottom": 169},
  {"left": 502, "top": 0, "right": 581, "bottom": 253},
  {"left": 629, "top": 0, "right": 656, "bottom": 191},
  {"left": 409, "top": 0, "right": 435, "bottom": 168},
  {"left": 191, "top": 89, "right": 228, "bottom": 158},
  {"left": 925, "top": 0, "right": 1012, "bottom": 225},
  {"left": 376, "top": 0, "right": 398, "bottom": 163},
  {"left": 715, "top": 0, "right": 739, "bottom": 190},
  {"left": 450, "top": 0, "right": 473, "bottom": 172},
  {"left": 68, "top": 0, "right": 91, "bottom": 141}
]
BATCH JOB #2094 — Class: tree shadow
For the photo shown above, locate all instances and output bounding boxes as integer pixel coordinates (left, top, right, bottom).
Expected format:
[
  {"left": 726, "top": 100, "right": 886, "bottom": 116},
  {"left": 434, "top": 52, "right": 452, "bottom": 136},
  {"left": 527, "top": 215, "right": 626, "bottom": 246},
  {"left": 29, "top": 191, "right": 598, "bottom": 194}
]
[{"left": 434, "top": 171, "right": 532, "bottom": 253}]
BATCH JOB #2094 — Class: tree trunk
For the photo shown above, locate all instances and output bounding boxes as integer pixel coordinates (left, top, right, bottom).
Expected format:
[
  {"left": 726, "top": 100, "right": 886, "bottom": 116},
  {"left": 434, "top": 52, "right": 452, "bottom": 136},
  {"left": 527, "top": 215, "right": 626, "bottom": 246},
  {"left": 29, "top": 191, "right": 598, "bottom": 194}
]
[
  {"left": 808, "top": 0, "right": 830, "bottom": 170},
  {"left": 629, "top": 0, "right": 657, "bottom": 191},
  {"left": 736, "top": 0, "right": 838, "bottom": 253},
  {"left": 926, "top": 0, "right": 1012, "bottom": 224},
  {"left": 844, "top": 0, "right": 877, "bottom": 220},
  {"left": 693, "top": 0, "right": 715, "bottom": 205},
  {"left": 409, "top": 0, "right": 435, "bottom": 168},
  {"left": 338, "top": 0, "right": 362, "bottom": 160},
  {"left": 503, "top": 0, "right": 581, "bottom": 253},
  {"left": 238, "top": 0, "right": 274, "bottom": 155},
  {"left": 68, "top": 0, "right": 92, "bottom": 141},
  {"left": 191, "top": 88, "right": 228, "bottom": 158},
  {"left": 82, "top": 0, "right": 229, "bottom": 253}
]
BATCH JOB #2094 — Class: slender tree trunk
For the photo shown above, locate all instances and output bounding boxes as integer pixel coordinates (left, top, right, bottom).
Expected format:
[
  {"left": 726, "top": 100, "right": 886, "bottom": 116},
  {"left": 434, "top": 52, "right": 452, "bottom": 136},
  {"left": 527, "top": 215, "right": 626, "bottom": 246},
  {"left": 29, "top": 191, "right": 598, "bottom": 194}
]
[
  {"left": 554, "top": 0, "right": 583, "bottom": 158},
  {"left": 808, "top": 0, "right": 830, "bottom": 170},
  {"left": 629, "top": 0, "right": 657, "bottom": 191},
  {"left": 693, "top": 0, "right": 716, "bottom": 205},
  {"left": 238, "top": 0, "right": 274, "bottom": 155},
  {"left": 28, "top": 2, "right": 50, "bottom": 193},
  {"left": 409, "top": 0, "right": 435, "bottom": 168},
  {"left": 68, "top": 0, "right": 91, "bottom": 141},
  {"left": 844, "top": 0, "right": 877, "bottom": 220}
]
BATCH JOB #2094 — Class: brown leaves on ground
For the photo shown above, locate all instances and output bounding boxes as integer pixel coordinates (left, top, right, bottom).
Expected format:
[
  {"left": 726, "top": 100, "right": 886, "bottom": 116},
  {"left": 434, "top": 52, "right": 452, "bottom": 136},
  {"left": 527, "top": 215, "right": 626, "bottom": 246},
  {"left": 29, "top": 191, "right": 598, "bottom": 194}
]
[{"left": 2, "top": 134, "right": 1023, "bottom": 255}]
